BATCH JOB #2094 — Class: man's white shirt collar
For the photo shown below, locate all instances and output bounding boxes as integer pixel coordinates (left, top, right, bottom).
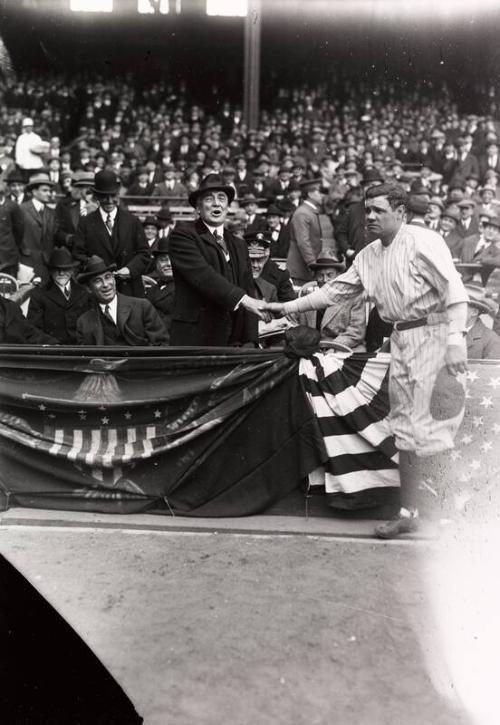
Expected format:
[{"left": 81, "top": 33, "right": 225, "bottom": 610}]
[
  {"left": 32, "top": 198, "right": 44, "bottom": 213},
  {"left": 100, "top": 295, "right": 118, "bottom": 323},
  {"left": 99, "top": 207, "right": 118, "bottom": 224}
]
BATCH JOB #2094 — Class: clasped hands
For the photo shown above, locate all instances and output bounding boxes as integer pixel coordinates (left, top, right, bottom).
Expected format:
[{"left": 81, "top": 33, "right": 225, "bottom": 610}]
[{"left": 240, "top": 297, "right": 286, "bottom": 322}]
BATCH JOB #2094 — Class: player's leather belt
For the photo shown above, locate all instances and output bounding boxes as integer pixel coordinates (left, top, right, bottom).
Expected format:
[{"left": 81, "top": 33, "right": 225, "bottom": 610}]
[{"left": 393, "top": 317, "right": 428, "bottom": 331}]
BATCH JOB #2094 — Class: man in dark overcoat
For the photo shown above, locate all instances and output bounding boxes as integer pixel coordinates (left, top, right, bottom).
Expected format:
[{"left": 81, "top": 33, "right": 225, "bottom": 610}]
[
  {"left": 0, "top": 179, "right": 24, "bottom": 278},
  {"left": 168, "top": 174, "right": 263, "bottom": 346},
  {"left": 19, "top": 172, "right": 57, "bottom": 282},
  {"left": 27, "top": 247, "right": 91, "bottom": 344},
  {"left": 73, "top": 170, "right": 150, "bottom": 298}
]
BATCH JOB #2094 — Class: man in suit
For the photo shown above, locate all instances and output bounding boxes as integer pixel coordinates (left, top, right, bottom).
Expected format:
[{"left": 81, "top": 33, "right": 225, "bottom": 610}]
[
  {"left": 287, "top": 177, "right": 324, "bottom": 284},
  {"left": 27, "top": 247, "right": 91, "bottom": 344},
  {"left": 0, "top": 179, "right": 24, "bottom": 278},
  {"left": 19, "top": 172, "right": 57, "bottom": 283},
  {"left": 240, "top": 193, "right": 266, "bottom": 233},
  {"left": 451, "top": 137, "right": 480, "bottom": 188},
  {"left": 457, "top": 198, "right": 480, "bottom": 239},
  {"left": 439, "top": 207, "right": 464, "bottom": 259},
  {"left": 478, "top": 140, "right": 500, "bottom": 183},
  {"left": 74, "top": 170, "right": 150, "bottom": 298},
  {"left": 54, "top": 170, "right": 97, "bottom": 249},
  {"left": 6, "top": 169, "right": 28, "bottom": 207},
  {"left": 145, "top": 237, "right": 175, "bottom": 342},
  {"left": 76, "top": 255, "right": 168, "bottom": 346},
  {"left": 464, "top": 283, "right": 500, "bottom": 359},
  {"left": 168, "top": 173, "right": 263, "bottom": 347},
  {"left": 152, "top": 165, "right": 188, "bottom": 200},
  {"left": 0, "top": 294, "right": 58, "bottom": 344}
]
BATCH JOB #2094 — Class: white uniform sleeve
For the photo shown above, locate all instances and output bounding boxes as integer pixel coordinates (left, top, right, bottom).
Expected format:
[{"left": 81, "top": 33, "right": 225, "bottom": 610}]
[
  {"left": 283, "top": 264, "right": 364, "bottom": 315},
  {"left": 416, "top": 231, "right": 469, "bottom": 308}
]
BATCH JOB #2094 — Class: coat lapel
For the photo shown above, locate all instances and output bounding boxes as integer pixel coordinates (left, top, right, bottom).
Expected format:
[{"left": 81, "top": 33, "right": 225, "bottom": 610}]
[{"left": 90, "top": 210, "right": 115, "bottom": 258}]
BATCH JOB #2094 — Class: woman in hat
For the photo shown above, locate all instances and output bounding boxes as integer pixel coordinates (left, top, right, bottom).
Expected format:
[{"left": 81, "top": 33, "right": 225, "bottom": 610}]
[{"left": 27, "top": 247, "right": 91, "bottom": 344}]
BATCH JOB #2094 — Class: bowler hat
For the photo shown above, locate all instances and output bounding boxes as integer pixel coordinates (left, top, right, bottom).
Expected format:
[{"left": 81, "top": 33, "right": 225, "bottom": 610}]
[
  {"left": 143, "top": 215, "right": 160, "bottom": 228},
  {"left": 188, "top": 173, "right": 235, "bottom": 207},
  {"left": 72, "top": 169, "right": 95, "bottom": 187},
  {"left": 465, "top": 283, "right": 495, "bottom": 315},
  {"left": 47, "top": 247, "right": 78, "bottom": 270},
  {"left": 6, "top": 169, "right": 25, "bottom": 184},
  {"left": 77, "top": 255, "right": 117, "bottom": 283},
  {"left": 93, "top": 169, "right": 121, "bottom": 195},
  {"left": 156, "top": 207, "right": 173, "bottom": 223},
  {"left": 410, "top": 180, "right": 431, "bottom": 196},
  {"left": 310, "top": 254, "right": 345, "bottom": 271},
  {"left": 363, "top": 169, "right": 384, "bottom": 184},
  {"left": 26, "top": 172, "right": 55, "bottom": 190},
  {"left": 151, "top": 237, "right": 171, "bottom": 256}
]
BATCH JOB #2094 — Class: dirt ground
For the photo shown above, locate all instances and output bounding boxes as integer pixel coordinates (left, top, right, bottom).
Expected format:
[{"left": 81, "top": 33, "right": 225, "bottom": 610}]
[{"left": 0, "top": 522, "right": 471, "bottom": 725}]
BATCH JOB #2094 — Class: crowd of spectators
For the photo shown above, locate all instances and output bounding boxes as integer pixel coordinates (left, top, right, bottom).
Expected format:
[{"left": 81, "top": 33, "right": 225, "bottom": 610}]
[{"left": 1, "top": 72, "right": 500, "bottom": 354}]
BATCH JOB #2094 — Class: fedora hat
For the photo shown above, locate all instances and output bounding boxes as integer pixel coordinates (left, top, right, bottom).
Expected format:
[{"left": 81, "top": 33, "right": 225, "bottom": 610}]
[
  {"left": 47, "top": 247, "right": 78, "bottom": 270},
  {"left": 441, "top": 207, "right": 461, "bottom": 223},
  {"left": 407, "top": 196, "right": 429, "bottom": 215},
  {"left": 465, "top": 283, "right": 495, "bottom": 315},
  {"left": 26, "top": 172, "right": 55, "bottom": 190},
  {"left": 151, "top": 237, "right": 171, "bottom": 256},
  {"left": 458, "top": 198, "right": 476, "bottom": 209},
  {"left": 310, "top": 254, "right": 345, "bottom": 271},
  {"left": 188, "top": 173, "right": 235, "bottom": 207},
  {"left": 429, "top": 196, "right": 445, "bottom": 210},
  {"left": 93, "top": 169, "right": 121, "bottom": 195},
  {"left": 156, "top": 207, "right": 173, "bottom": 223},
  {"left": 6, "top": 169, "right": 25, "bottom": 184},
  {"left": 240, "top": 193, "right": 259, "bottom": 206},
  {"left": 265, "top": 204, "right": 282, "bottom": 216},
  {"left": 72, "top": 169, "right": 95, "bottom": 187},
  {"left": 483, "top": 214, "right": 500, "bottom": 229},
  {"left": 299, "top": 177, "right": 323, "bottom": 189},
  {"left": 77, "top": 255, "right": 117, "bottom": 283}
]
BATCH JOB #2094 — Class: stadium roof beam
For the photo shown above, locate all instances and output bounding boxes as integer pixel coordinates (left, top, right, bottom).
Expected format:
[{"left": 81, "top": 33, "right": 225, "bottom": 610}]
[{"left": 243, "top": 0, "right": 261, "bottom": 131}]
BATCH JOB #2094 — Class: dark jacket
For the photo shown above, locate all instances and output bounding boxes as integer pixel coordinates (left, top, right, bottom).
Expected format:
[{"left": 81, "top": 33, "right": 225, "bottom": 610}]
[
  {"left": 146, "top": 279, "right": 175, "bottom": 342},
  {"left": 0, "top": 296, "right": 58, "bottom": 344},
  {"left": 260, "top": 259, "right": 296, "bottom": 302},
  {"left": 74, "top": 206, "right": 150, "bottom": 297},
  {"left": 19, "top": 200, "right": 56, "bottom": 281},
  {"left": 168, "top": 219, "right": 258, "bottom": 347},
  {"left": 0, "top": 198, "right": 24, "bottom": 269},
  {"left": 54, "top": 196, "right": 98, "bottom": 249},
  {"left": 467, "top": 318, "right": 500, "bottom": 360},
  {"left": 76, "top": 293, "right": 168, "bottom": 346},
  {"left": 27, "top": 279, "right": 92, "bottom": 344}
]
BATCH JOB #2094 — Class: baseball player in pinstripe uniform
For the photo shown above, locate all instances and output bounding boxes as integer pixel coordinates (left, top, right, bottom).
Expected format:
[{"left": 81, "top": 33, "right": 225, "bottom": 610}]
[{"left": 263, "top": 183, "right": 469, "bottom": 538}]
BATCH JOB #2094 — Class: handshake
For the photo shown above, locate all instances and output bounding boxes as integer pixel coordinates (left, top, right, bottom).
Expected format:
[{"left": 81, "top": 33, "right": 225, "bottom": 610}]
[{"left": 240, "top": 295, "right": 287, "bottom": 322}]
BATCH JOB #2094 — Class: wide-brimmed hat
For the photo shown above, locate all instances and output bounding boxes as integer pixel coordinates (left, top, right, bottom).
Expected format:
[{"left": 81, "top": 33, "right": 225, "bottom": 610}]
[
  {"left": 188, "top": 173, "right": 235, "bottom": 207},
  {"left": 47, "top": 247, "right": 79, "bottom": 270},
  {"left": 26, "top": 172, "right": 55, "bottom": 190},
  {"left": 465, "top": 283, "right": 495, "bottom": 315},
  {"left": 151, "top": 237, "right": 171, "bottom": 256},
  {"left": 310, "top": 254, "right": 345, "bottom": 271},
  {"left": 77, "top": 255, "right": 117, "bottom": 283},
  {"left": 93, "top": 169, "right": 121, "bottom": 195},
  {"left": 72, "top": 169, "right": 95, "bottom": 187}
]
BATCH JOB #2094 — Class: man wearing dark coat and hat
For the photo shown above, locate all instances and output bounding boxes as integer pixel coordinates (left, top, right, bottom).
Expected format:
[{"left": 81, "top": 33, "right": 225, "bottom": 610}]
[
  {"left": 145, "top": 237, "right": 175, "bottom": 341},
  {"left": 74, "top": 170, "right": 150, "bottom": 298},
  {"left": 27, "top": 247, "right": 91, "bottom": 344},
  {"left": 168, "top": 173, "right": 263, "bottom": 347},
  {"left": 75, "top": 255, "right": 168, "bottom": 346}
]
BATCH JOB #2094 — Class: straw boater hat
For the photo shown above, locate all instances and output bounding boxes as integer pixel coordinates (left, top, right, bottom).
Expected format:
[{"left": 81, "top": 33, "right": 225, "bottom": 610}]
[
  {"left": 188, "top": 173, "right": 235, "bottom": 207},
  {"left": 72, "top": 170, "right": 95, "bottom": 187},
  {"left": 77, "top": 255, "right": 116, "bottom": 283}
]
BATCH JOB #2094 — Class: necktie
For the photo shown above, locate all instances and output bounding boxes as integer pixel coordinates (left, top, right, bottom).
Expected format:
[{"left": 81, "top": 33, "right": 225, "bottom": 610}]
[
  {"left": 105, "top": 214, "right": 113, "bottom": 235},
  {"left": 103, "top": 304, "right": 115, "bottom": 325},
  {"left": 64, "top": 285, "right": 70, "bottom": 300},
  {"left": 214, "top": 230, "right": 228, "bottom": 256}
]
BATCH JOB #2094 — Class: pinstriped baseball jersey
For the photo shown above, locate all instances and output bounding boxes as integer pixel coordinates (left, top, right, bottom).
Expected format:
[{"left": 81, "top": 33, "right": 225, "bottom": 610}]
[{"left": 284, "top": 223, "right": 469, "bottom": 321}]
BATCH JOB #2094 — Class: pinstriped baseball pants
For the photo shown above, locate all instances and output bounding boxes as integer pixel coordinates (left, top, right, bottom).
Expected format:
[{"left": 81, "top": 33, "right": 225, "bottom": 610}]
[{"left": 389, "top": 323, "right": 464, "bottom": 457}]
